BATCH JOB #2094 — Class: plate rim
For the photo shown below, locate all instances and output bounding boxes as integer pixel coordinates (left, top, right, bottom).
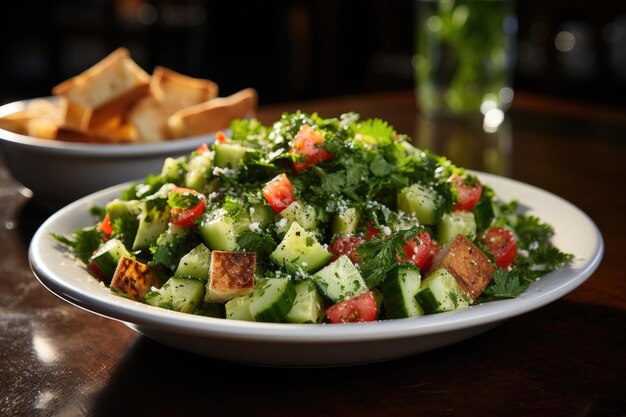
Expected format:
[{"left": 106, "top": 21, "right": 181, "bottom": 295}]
[{"left": 28, "top": 172, "right": 604, "bottom": 344}]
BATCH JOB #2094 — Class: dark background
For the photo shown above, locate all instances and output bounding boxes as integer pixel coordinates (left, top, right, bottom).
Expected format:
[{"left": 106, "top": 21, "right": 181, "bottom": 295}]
[{"left": 1, "top": 0, "right": 625, "bottom": 109}]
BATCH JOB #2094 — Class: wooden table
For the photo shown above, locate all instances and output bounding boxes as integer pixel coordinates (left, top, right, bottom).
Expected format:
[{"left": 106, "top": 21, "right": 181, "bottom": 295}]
[{"left": 1, "top": 91, "right": 624, "bottom": 416}]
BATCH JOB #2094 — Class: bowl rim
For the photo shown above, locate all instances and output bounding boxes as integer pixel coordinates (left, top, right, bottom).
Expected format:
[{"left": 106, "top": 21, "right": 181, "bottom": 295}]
[{"left": 0, "top": 97, "right": 219, "bottom": 157}]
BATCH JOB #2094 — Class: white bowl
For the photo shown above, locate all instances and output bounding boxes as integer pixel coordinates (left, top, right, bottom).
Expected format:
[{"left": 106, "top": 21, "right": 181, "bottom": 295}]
[
  {"left": 29, "top": 172, "right": 604, "bottom": 367},
  {"left": 0, "top": 97, "right": 218, "bottom": 208}
]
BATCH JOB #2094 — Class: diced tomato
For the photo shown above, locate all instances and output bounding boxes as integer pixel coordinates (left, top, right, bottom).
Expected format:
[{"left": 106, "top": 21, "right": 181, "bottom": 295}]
[
  {"left": 421, "top": 239, "right": 441, "bottom": 274},
  {"left": 100, "top": 214, "right": 113, "bottom": 236},
  {"left": 169, "top": 187, "right": 206, "bottom": 227},
  {"left": 325, "top": 291, "right": 378, "bottom": 324},
  {"left": 262, "top": 174, "right": 296, "bottom": 213},
  {"left": 329, "top": 235, "right": 365, "bottom": 264},
  {"left": 450, "top": 175, "right": 482, "bottom": 211},
  {"left": 483, "top": 226, "right": 517, "bottom": 268},
  {"left": 398, "top": 230, "right": 432, "bottom": 269},
  {"left": 289, "top": 124, "right": 333, "bottom": 171},
  {"left": 195, "top": 143, "right": 209, "bottom": 154},
  {"left": 216, "top": 131, "right": 228, "bottom": 144},
  {"left": 365, "top": 222, "right": 381, "bottom": 241}
]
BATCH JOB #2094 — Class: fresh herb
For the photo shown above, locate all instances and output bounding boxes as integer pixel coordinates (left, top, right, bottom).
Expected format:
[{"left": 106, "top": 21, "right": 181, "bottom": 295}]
[
  {"left": 476, "top": 268, "right": 530, "bottom": 302},
  {"left": 52, "top": 227, "right": 102, "bottom": 263},
  {"left": 357, "top": 227, "right": 422, "bottom": 288}
]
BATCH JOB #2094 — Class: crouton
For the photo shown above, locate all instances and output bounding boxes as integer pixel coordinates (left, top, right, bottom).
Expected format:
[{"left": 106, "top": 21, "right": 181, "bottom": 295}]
[
  {"left": 205, "top": 251, "right": 256, "bottom": 303},
  {"left": 111, "top": 256, "right": 162, "bottom": 302},
  {"left": 430, "top": 234, "right": 495, "bottom": 301},
  {"left": 167, "top": 87, "right": 258, "bottom": 138},
  {"left": 151, "top": 66, "right": 218, "bottom": 113},
  {"left": 53, "top": 47, "right": 150, "bottom": 130}
]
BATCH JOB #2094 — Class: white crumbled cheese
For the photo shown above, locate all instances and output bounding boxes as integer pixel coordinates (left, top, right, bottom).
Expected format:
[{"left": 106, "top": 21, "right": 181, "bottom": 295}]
[
  {"left": 268, "top": 148, "right": 285, "bottom": 159},
  {"left": 530, "top": 264, "right": 548, "bottom": 271},
  {"left": 212, "top": 166, "right": 237, "bottom": 177},
  {"left": 249, "top": 222, "right": 261, "bottom": 233},
  {"left": 207, "top": 192, "right": 220, "bottom": 200},
  {"left": 517, "top": 248, "right": 529, "bottom": 258},
  {"left": 276, "top": 217, "right": 287, "bottom": 231},
  {"left": 301, "top": 262, "right": 308, "bottom": 267},
  {"left": 249, "top": 207, "right": 256, "bottom": 215},
  {"left": 382, "top": 226, "right": 392, "bottom": 236},
  {"left": 529, "top": 241, "right": 540, "bottom": 250}
]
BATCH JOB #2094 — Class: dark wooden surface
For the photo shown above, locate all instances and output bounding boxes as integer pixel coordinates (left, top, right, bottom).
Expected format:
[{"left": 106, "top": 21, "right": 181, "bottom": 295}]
[{"left": 1, "top": 91, "right": 624, "bottom": 416}]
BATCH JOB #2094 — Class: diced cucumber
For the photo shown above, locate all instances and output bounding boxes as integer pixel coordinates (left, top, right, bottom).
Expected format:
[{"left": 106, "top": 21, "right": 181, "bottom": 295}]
[
  {"left": 184, "top": 151, "right": 214, "bottom": 190},
  {"left": 280, "top": 201, "right": 318, "bottom": 231},
  {"left": 331, "top": 207, "right": 359, "bottom": 236},
  {"left": 382, "top": 266, "right": 424, "bottom": 319},
  {"left": 248, "top": 278, "right": 296, "bottom": 322},
  {"left": 198, "top": 210, "right": 248, "bottom": 251},
  {"left": 397, "top": 183, "right": 444, "bottom": 225},
  {"left": 161, "top": 156, "right": 186, "bottom": 182},
  {"left": 175, "top": 243, "right": 211, "bottom": 281},
  {"left": 105, "top": 198, "right": 141, "bottom": 221},
  {"left": 312, "top": 254, "right": 368, "bottom": 303},
  {"left": 89, "top": 238, "right": 131, "bottom": 281},
  {"left": 214, "top": 143, "right": 252, "bottom": 168},
  {"left": 144, "top": 276, "right": 205, "bottom": 313},
  {"left": 270, "top": 222, "right": 331, "bottom": 274},
  {"left": 286, "top": 280, "right": 325, "bottom": 324},
  {"left": 132, "top": 200, "right": 170, "bottom": 250},
  {"left": 225, "top": 295, "right": 255, "bottom": 321},
  {"left": 437, "top": 211, "right": 477, "bottom": 245},
  {"left": 415, "top": 268, "right": 470, "bottom": 314},
  {"left": 248, "top": 204, "right": 273, "bottom": 226}
]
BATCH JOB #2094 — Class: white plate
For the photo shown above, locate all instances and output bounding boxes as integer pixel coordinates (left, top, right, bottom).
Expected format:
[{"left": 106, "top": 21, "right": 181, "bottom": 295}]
[{"left": 29, "top": 172, "right": 603, "bottom": 367}]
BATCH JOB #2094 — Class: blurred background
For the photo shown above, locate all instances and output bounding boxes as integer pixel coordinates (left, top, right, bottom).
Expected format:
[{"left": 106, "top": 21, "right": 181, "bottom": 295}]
[{"left": 1, "top": 0, "right": 625, "bottom": 109}]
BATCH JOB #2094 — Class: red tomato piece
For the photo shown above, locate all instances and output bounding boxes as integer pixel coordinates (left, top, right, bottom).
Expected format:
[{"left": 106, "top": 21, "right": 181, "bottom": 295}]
[
  {"left": 289, "top": 124, "right": 333, "bottom": 171},
  {"left": 216, "top": 131, "right": 228, "bottom": 144},
  {"left": 365, "top": 222, "right": 381, "bottom": 241},
  {"left": 450, "top": 175, "right": 483, "bottom": 212},
  {"left": 100, "top": 214, "right": 113, "bottom": 236},
  {"left": 483, "top": 226, "right": 517, "bottom": 268},
  {"left": 169, "top": 188, "right": 206, "bottom": 227},
  {"left": 262, "top": 174, "right": 296, "bottom": 213},
  {"left": 421, "top": 239, "right": 441, "bottom": 274},
  {"left": 325, "top": 291, "right": 378, "bottom": 324},
  {"left": 398, "top": 230, "right": 432, "bottom": 269},
  {"left": 329, "top": 235, "right": 365, "bottom": 264},
  {"left": 195, "top": 143, "right": 210, "bottom": 154}
]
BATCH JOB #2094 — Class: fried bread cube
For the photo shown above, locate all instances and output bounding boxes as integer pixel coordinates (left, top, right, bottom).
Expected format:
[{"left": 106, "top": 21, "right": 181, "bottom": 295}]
[
  {"left": 205, "top": 251, "right": 256, "bottom": 303},
  {"left": 111, "top": 256, "right": 162, "bottom": 302},
  {"left": 167, "top": 87, "right": 258, "bottom": 138},
  {"left": 53, "top": 47, "right": 150, "bottom": 130},
  {"left": 431, "top": 234, "right": 495, "bottom": 301}
]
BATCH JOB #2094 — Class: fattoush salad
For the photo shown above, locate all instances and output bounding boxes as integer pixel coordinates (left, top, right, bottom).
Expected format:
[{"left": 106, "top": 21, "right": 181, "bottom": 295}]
[{"left": 54, "top": 112, "right": 573, "bottom": 324}]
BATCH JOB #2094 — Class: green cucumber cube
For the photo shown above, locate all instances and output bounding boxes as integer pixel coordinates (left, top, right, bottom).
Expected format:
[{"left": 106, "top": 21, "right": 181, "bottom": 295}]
[
  {"left": 175, "top": 243, "right": 211, "bottom": 281},
  {"left": 312, "top": 254, "right": 368, "bottom": 303},
  {"left": 382, "top": 266, "right": 423, "bottom": 319},
  {"left": 397, "top": 183, "right": 444, "bottom": 225},
  {"left": 286, "top": 280, "right": 325, "bottom": 324},
  {"left": 144, "top": 276, "right": 205, "bottom": 313},
  {"left": 415, "top": 268, "right": 470, "bottom": 314},
  {"left": 437, "top": 211, "right": 477, "bottom": 245},
  {"left": 270, "top": 222, "right": 331, "bottom": 274}
]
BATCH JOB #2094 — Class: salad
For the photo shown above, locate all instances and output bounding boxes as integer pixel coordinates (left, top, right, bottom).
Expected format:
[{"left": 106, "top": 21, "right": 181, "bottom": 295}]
[{"left": 54, "top": 111, "right": 573, "bottom": 324}]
